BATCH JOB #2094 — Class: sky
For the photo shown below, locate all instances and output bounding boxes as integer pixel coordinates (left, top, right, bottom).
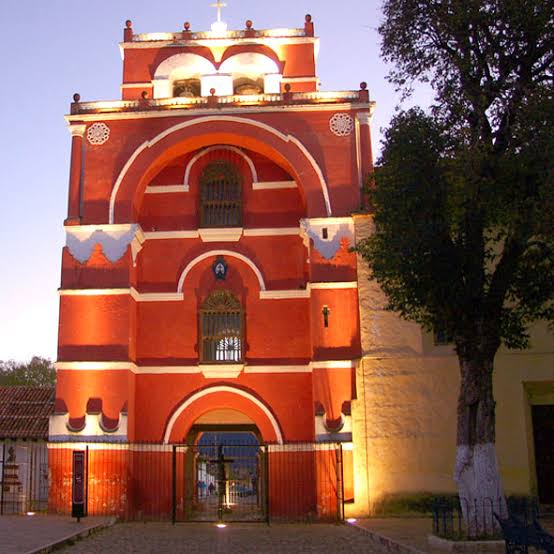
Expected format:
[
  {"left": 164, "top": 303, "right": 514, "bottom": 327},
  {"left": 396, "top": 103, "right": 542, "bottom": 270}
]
[{"left": 0, "top": 0, "right": 433, "bottom": 362}]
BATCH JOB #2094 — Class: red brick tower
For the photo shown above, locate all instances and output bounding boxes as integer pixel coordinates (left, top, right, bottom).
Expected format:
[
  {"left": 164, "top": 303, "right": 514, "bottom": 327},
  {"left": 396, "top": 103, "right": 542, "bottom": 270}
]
[{"left": 49, "top": 13, "right": 375, "bottom": 520}]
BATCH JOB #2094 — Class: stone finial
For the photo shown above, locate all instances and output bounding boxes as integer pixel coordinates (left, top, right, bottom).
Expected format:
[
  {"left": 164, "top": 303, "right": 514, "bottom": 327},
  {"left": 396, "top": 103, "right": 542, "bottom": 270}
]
[
  {"left": 72, "top": 93, "right": 81, "bottom": 103},
  {"left": 245, "top": 19, "right": 253, "bottom": 29},
  {"left": 284, "top": 83, "right": 291, "bottom": 92},
  {"left": 184, "top": 21, "right": 191, "bottom": 31},
  {"left": 359, "top": 82, "right": 369, "bottom": 102},
  {"left": 210, "top": 88, "right": 216, "bottom": 96},
  {"left": 124, "top": 19, "right": 133, "bottom": 41},
  {"left": 304, "top": 14, "right": 314, "bottom": 36},
  {"left": 141, "top": 90, "right": 149, "bottom": 99}
]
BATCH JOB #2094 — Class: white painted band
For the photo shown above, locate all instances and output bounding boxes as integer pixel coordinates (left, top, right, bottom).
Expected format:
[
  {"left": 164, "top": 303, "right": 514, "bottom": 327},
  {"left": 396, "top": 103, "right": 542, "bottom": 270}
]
[
  {"left": 145, "top": 184, "right": 189, "bottom": 194},
  {"left": 54, "top": 361, "right": 355, "bottom": 373},
  {"left": 252, "top": 180, "right": 297, "bottom": 190}
]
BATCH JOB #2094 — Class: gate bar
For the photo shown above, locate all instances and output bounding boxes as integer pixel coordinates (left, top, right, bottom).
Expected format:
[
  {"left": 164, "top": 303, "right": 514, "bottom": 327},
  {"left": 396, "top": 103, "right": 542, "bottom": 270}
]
[
  {"left": 265, "top": 444, "right": 270, "bottom": 525},
  {"left": 172, "top": 445, "right": 177, "bottom": 524},
  {"left": 336, "top": 443, "right": 345, "bottom": 522}
]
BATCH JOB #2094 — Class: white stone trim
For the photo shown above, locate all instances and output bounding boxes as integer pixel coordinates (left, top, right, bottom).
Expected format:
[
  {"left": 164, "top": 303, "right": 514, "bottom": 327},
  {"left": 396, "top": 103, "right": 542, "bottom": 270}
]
[
  {"left": 133, "top": 291, "right": 184, "bottom": 302},
  {"left": 199, "top": 364, "right": 244, "bottom": 378},
  {"left": 53, "top": 361, "right": 355, "bottom": 374},
  {"left": 68, "top": 123, "right": 86, "bottom": 137},
  {"left": 281, "top": 77, "right": 319, "bottom": 83},
  {"left": 66, "top": 103, "right": 374, "bottom": 123},
  {"left": 109, "top": 115, "right": 331, "bottom": 223},
  {"left": 49, "top": 412, "right": 127, "bottom": 440},
  {"left": 58, "top": 283, "right": 355, "bottom": 301},
  {"left": 259, "top": 289, "right": 310, "bottom": 300},
  {"left": 184, "top": 145, "right": 257, "bottom": 188},
  {"left": 357, "top": 112, "right": 371, "bottom": 126},
  {"left": 309, "top": 360, "right": 356, "bottom": 369},
  {"left": 198, "top": 228, "right": 243, "bottom": 242},
  {"left": 144, "top": 230, "right": 200, "bottom": 240},
  {"left": 178, "top": 250, "right": 266, "bottom": 291},
  {"left": 145, "top": 184, "right": 189, "bottom": 194},
  {"left": 309, "top": 282, "right": 357, "bottom": 290},
  {"left": 315, "top": 413, "right": 352, "bottom": 437},
  {"left": 243, "top": 365, "right": 311, "bottom": 374},
  {"left": 303, "top": 217, "right": 354, "bottom": 225},
  {"left": 59, "top": 288, "right": 131, "bottom": 297},
  {"left": 120, "top": 82, "right": 152, "bottom": 89},
  {"left": 64, "top": 223, "right": 139, "bottom": 233},
  {"left": 55, "top": 361, "right": 136, "bottom": 371},
  {"left": 58, "top": 288, "right": 184, "bottom": 302},
  {"left": 121, "top": 36, "right": 318, "bottom": 50},
  {"left": 163, "top": 385, "right": 283, "bottom": 444},
  {"left": 252, "top": 180, "right": 297, "bottom": 190},
  {"left": 242, "top": 227, "right": 300, "bottom": 237},
  {"left": 300, "top": 217, "right": 355, "bottom": 260},
  {"left": 65, "top": 223, "right": 140, "bottom": 264},
  {"left": 136, "top": 366, "right": 200, "bottom": 374}
]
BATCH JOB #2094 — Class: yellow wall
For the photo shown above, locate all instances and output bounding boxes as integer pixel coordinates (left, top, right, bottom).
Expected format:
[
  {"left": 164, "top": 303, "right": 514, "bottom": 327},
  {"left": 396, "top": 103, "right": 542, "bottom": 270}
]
[{"left": 349, "top": 215, "right": 554, "bottom": 516}]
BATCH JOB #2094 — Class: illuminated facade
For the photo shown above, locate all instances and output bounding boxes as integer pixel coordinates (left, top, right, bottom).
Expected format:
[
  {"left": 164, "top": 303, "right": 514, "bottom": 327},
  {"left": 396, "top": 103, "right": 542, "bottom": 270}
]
[
  {"left": 49, "top": 14, "right": 374, "bottom": 519},
  {"left": 51, "top": 11, "right": 554, "bottom": 520}
]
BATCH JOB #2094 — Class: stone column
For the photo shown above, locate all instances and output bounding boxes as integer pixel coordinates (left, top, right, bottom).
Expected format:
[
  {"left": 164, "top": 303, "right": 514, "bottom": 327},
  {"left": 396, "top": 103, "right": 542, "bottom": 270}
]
[{"left": 65, "top": 124, "right": 86, "bottom": 225}]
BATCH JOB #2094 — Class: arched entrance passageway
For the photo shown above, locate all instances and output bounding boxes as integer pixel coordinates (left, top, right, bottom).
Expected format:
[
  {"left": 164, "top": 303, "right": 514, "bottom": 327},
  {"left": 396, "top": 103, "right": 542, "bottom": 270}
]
[{"left": 179, "top": 408, "right": 268, "bottom": 522}]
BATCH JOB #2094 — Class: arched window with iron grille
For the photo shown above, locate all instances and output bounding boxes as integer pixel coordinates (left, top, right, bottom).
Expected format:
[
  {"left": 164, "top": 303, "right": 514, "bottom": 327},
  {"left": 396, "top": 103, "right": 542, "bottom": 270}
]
[
  {"left": 200, "top": 290, "right": 243, "bottom": 363},
  {"left": 200, "top": 161, "right": 242, "bottom": 227}
]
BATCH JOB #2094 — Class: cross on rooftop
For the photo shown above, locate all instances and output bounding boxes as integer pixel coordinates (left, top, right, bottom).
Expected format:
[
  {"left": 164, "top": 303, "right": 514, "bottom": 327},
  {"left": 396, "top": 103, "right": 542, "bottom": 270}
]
[{"left": 210, "top": 0, "right": 227, "bottom": 23}]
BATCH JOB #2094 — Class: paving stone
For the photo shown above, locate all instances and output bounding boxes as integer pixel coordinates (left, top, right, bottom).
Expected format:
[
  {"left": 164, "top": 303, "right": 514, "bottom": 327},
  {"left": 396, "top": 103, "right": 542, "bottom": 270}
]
[{"left": 60, "top": 522, "right": 386, "bottom": 553}]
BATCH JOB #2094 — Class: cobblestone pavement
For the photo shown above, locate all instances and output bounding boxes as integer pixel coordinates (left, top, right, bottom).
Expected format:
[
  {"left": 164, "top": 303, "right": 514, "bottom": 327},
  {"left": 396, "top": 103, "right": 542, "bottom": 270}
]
[
  {"left": 60, "top": 522, "right": 385, "bottom": 553},
  {"left": 0, "top": 515, "right": 112, "bottom": 554}
]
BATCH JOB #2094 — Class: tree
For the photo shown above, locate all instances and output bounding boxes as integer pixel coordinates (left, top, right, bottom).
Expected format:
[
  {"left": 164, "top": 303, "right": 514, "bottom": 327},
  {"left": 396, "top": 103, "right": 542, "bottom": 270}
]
[
  {"left": 0, "top": 357, "right": 56, "bottom": 387},
  {"left": 357, "top": 0, "right": 554, "bottom": 533}
]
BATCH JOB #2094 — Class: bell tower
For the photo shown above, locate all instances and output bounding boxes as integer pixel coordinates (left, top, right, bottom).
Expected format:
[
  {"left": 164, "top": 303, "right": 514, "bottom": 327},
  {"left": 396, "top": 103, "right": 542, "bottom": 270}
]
[{"left": 50, "top": 12, "right": 375, "bottom": 520}]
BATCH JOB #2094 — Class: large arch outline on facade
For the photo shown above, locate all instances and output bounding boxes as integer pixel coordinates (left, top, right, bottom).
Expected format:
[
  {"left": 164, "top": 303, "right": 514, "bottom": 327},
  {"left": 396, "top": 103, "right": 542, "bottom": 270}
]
[
  {"left": 163, "top": 385, "right": 284, "bottom": 444},
  {"left": 184, "top": 145, "right": 258, "bottom": 187},
  {"left": 109, "top": 115, "right": 332, "bottom": 224},
  {"left": 177, "top": 249, "right": 266, "bottom": 292}
]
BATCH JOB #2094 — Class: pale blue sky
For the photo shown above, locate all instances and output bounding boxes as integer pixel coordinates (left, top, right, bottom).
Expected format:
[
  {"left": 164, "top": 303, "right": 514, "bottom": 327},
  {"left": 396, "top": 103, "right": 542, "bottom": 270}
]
[{"left": 0, "top": 0, "right": 432, "bottom": 362}]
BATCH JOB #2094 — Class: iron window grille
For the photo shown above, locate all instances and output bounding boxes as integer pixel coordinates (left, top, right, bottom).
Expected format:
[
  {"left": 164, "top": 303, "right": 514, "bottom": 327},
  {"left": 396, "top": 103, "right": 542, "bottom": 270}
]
[
  {"left": 200, "top": 161, "right": 242, "bottom": 227},
  {"left": 200, "top": 290, "right": 243, "bottom": 363}
]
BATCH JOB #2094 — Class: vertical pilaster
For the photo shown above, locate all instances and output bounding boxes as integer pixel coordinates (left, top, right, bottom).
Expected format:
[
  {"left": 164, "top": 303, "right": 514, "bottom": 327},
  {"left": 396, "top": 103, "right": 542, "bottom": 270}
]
[{"left": 65, "top": 124, "right": 86, "bottom": 225}]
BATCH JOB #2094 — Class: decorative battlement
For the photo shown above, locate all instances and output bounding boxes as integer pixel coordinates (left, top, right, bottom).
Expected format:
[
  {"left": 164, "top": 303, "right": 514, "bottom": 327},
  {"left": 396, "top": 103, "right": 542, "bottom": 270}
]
[
  {"left": 49, "top": 397, "right": 128, "bottom": 441},
  {"left": 122, "top": 14, "right": 315, "bottom": 44},
  {"left": 129, "top": 27, "right": 309, "bottom": 43},
  {"left": 69, "top": 89, "right": 371, "bottom": 116}
]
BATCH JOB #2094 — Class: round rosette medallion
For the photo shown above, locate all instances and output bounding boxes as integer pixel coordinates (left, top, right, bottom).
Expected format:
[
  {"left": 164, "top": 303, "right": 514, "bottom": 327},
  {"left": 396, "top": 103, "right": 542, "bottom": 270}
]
[
  {"left": 329, "top": 113, "right": 354, "bottom": 137},
  {"left": 86, "top": 122, "right": 110, "bottom": 145}
]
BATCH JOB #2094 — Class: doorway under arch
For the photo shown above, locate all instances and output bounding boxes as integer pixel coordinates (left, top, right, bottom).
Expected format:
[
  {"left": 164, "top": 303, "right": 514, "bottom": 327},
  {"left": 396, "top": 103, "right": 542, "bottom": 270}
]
[{"left": 179, "top": 408, "right": 268, "bottom": 522}]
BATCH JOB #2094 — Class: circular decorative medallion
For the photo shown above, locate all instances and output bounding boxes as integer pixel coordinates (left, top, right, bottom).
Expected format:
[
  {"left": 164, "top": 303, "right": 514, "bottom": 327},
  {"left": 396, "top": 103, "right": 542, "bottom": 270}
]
[
  {"left": 86, "top": 122, "right": 110, "bottom": 145},
  {"left": 329, "top": 113, "right": 354, "bottom": 137}
]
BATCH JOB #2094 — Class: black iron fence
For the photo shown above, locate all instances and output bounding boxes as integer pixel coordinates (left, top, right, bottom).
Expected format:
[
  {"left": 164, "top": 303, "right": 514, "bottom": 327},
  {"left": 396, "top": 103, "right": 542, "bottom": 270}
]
[
  {"left": 0, "top": 440, "right": 345, "bottom": 522},
  {"left": 432, "top": 496, "right": 541, "bottom": 540}
]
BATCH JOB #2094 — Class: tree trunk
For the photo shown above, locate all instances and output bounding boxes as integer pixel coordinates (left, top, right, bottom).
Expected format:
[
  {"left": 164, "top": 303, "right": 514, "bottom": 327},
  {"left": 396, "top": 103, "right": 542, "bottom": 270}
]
[{"left": 454, "top": 356, "right": 507, "bottom": 537}]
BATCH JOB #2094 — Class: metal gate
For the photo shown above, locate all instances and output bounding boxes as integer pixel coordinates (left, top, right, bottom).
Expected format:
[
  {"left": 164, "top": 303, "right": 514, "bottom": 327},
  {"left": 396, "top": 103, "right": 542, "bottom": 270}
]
[{"left": 175, "top": 443, "right": 268, "bottom": 522}]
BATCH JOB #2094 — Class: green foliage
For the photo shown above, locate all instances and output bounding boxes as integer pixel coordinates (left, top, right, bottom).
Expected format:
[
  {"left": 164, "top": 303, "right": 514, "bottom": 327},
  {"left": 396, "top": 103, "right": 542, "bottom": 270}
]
[
  {"left": 0, "top": 356, "right": 56, "bottom": 387},
  {"left": 357, "top": 0, "right": 554, "bottom": 360}
]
